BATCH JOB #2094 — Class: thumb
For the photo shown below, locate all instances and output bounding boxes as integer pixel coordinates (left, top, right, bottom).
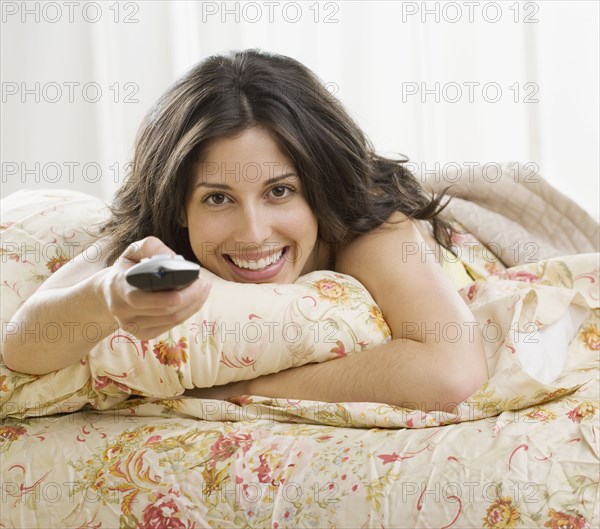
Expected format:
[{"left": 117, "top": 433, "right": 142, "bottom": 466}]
[{"left": 120, "top": 236, "right": 176, "bottom": 265}]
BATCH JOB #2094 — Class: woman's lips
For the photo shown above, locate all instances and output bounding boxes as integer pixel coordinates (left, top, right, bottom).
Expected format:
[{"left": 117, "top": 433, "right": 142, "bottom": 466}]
[{"left": 224, "top": 246, "right": 289, "bottom": 282}]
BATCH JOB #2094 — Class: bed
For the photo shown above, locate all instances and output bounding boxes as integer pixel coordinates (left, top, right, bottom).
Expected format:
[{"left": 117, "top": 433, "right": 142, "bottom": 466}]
[{"left": 1, "top": 163, "right": 598, "bottom": 528}]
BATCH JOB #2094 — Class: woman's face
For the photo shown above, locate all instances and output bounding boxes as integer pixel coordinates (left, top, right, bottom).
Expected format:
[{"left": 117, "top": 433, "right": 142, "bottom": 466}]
[{"left": 183, "top": 127, "right": 319, "bottom": 283}]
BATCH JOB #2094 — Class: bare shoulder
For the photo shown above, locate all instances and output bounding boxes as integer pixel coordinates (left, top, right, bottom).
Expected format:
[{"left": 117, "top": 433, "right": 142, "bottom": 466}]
[
  {"left": 334, "top": 212, "right": 473, "bottom": 343},
  {"left": 36, "top": 236, "right": 112, "bottom": 292}
]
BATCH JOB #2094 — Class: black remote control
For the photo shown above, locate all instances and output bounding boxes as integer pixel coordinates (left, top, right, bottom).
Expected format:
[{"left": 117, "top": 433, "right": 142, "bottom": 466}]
[{"left": 125, "top": 254, "right": 201, "bottom": 292}]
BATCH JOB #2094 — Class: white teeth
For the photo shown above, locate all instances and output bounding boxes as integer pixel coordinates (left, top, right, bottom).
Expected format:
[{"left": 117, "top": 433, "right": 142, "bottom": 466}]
[{"left": 229, "top": 249, "right": 284, "bottom": 271}]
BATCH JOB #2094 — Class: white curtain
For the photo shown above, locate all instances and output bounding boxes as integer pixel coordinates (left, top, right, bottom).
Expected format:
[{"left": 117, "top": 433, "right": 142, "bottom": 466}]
[{"left": 1, "top": 1, "right": 598, "bottom": 220}]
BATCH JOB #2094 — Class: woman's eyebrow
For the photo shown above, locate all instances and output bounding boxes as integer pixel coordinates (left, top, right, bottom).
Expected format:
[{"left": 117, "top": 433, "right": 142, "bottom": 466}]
[{"left": 194, "top": 173, "right": 298, "bottom": 190}]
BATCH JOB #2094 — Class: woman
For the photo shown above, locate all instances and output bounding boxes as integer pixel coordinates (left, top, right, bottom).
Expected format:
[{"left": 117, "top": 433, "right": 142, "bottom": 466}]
[{"left": 2, "top": 49, "right": 488, "bottom": 411}]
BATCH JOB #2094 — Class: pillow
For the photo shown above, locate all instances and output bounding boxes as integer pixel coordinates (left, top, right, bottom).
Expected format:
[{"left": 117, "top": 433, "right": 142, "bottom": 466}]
[
  {"left": 88, "top": 267, "right": 391, "bottom": 397},
  {"left": 0, "top": 189, "right": 110, "bottom": 325},
  {"left": 0, "top": 189, "right": 391, "bottom": 413}
]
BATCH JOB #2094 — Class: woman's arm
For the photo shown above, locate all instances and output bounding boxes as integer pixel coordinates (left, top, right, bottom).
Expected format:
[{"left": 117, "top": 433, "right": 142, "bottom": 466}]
[
  {"left": 1, "top": 237, "right": 117, "bottom": 374},
  {"left": 246, "top": 336, "right": 483, "bottom": 411},
  {"left": 1, "top": 237, "right": 212, "bottom": 375},
  {"left": 191, "top": 212, "right": 488, "bottom": 411}
]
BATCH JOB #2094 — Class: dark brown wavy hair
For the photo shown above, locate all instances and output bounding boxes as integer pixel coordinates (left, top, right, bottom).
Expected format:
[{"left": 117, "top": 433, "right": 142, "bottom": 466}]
[{"left": 100, "top": 48, "right": 462, "bottom": 267}]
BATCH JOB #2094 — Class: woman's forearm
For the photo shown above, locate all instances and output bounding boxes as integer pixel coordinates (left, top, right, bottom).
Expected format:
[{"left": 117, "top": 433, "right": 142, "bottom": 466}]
[
  {"left": 2, "top": 235, "right": 211, "bottom": 377},
  {"left": 1, "top": 269, "right": 116, "bottom": 375},
  {"left": 244, "top": 336, "right": 489, "bottom": 412}
]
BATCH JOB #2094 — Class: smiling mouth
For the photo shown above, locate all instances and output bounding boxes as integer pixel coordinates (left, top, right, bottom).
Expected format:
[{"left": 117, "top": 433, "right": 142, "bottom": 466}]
[{"left": 225, "top": 247, "right": 288, "bottom": 271}]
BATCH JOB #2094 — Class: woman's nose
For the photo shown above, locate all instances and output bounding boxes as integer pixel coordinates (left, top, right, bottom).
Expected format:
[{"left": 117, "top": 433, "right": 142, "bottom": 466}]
[{"left": 233, "top": 205, "right": 273, "bottom": 249}]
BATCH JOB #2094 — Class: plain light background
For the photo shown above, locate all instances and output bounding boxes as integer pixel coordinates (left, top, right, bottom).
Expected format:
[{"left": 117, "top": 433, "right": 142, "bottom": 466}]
[{"left": 1, "top": 0, "right": 599, "bottom": 221}]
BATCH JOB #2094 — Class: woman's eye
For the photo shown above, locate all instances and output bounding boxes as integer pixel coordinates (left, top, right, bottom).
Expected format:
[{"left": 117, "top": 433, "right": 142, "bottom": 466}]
[
  {"left": 203, "top": 193, "right": 228, "bottom": 206},
  {"left": 270, "top": 185, "right": 295, "bottom": 199}
]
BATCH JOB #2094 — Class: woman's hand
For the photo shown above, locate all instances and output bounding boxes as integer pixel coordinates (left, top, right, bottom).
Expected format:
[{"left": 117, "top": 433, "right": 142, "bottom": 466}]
[{"left": 100, "top": 236, "right": 212, "bottom": 341}]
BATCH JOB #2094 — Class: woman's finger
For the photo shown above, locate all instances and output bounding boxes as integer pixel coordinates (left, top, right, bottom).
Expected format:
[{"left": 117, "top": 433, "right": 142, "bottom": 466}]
[{"left": 118, "top": 236, "right": 176, "bottom": 265}]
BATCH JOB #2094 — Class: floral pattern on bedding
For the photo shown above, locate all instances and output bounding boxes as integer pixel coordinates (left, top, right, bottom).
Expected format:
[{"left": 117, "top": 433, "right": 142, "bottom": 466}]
[{"left": 1, "top": 353, "right": 598, "bottom": 529}]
